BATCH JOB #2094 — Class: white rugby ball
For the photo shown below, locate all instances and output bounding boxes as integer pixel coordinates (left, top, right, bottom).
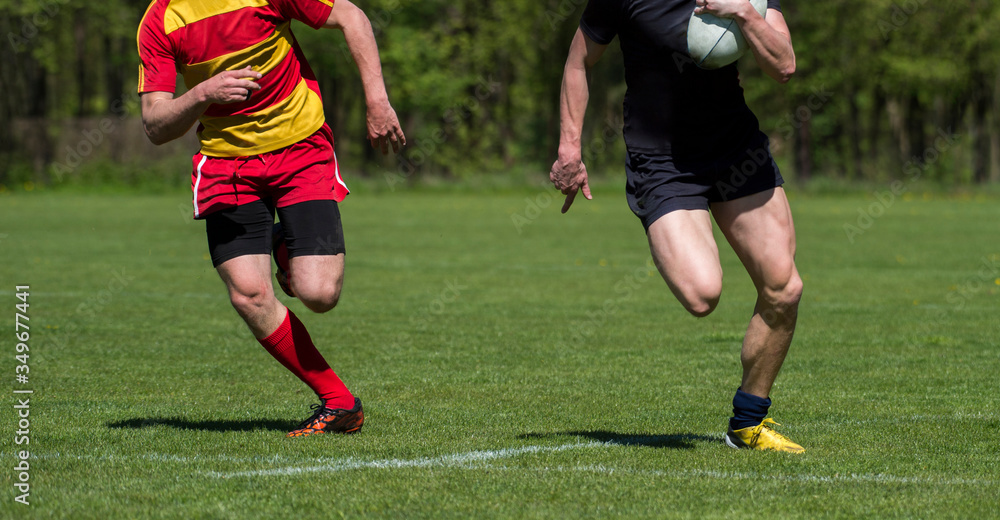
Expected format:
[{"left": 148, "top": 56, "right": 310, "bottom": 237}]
[{"left": 687, "top": 0, "right": 767, "bottom": 69}]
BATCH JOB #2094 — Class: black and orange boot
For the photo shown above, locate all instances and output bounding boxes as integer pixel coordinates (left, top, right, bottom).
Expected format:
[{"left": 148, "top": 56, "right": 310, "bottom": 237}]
[{"left": 287, "top": 397, "right": 364, "bottom": 437}]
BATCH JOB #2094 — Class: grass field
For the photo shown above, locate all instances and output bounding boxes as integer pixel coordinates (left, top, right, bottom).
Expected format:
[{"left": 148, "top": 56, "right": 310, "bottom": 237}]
[{"left": 1, "top": 187, "right": 998, "bottom": 518}]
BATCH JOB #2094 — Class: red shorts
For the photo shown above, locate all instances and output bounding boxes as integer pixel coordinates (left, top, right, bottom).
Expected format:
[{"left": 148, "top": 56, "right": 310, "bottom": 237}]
[{"left": 190, "top": 124, "right": 349, "bottom": 219}]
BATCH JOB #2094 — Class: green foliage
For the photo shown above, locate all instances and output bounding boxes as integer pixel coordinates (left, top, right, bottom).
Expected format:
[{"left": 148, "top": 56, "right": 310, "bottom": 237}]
[{"left": 2, "top": 0, "right": 999, "bottom": 185}]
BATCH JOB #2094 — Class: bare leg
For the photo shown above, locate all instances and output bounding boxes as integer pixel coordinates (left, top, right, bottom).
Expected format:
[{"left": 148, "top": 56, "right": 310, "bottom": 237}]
[
  {"left": 288, "top": 253, "right": 345, "bottom": 314},
  {"left": 216, "top": 254, "right": 286, "bottom": 338},
  {"left": 711, "top": 188, "right": 803, "bottom": 398},
  {"left": 646, "top": 209, "right": 724, "bottom": 317},
  {"left": 218, "top": 252, "right": 356, "bottom": 415}
]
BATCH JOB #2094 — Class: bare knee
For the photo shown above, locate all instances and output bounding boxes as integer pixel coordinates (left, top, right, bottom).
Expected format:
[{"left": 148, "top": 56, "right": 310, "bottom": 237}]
[
  {"left": 684, "top": 294, "right": 720, "bottom": 317},
  {"left": 295, "top": 282, "right": 342, "bottom": 314},
  {"left": 679, "top": 278, "right": 723, "bottom": 318},
  {"left": 301, "top": 292, "right": 340, "bottom": 313},
  {"left": 229, "top": 283, "right": 275, "bottom": 319},
  {"left": 286, "top": 254, "right": 344, "bottom": 313},
  {"left": 762, "top": 272, "right": 803, "bottom": 316}
]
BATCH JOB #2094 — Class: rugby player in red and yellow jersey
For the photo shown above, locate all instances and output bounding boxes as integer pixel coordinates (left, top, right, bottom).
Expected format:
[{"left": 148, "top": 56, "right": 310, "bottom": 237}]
[{"left": 137, "top": 0, "right": 405, "bottom": 437}]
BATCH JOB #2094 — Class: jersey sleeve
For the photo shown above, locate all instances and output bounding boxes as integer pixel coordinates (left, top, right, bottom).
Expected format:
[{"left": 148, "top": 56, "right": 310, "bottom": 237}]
[
  {"left": 270, "top": 0, "right": 335, "bottom": 30},
  {"left": 767, "top": 0, "right": 782, "bottom": 13},
  {"left": 580, "top": 0, "right": 623, "bottom": 45},
  {"left": 136, "top": 5, "right": 177, "bottom": 94}
]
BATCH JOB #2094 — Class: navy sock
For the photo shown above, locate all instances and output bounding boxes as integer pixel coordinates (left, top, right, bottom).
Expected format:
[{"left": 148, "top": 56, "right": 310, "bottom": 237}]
[{"left": 730, "top": 388, "right": 771, "bottom": 430}]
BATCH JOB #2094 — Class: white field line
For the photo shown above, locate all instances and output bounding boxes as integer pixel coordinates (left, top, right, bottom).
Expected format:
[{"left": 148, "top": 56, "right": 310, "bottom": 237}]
[
  {"left": 203, "top": 443, "right": 997, "bottom": 487},
  {"left": 205, "top": 442, "right": 606, "bottom": 478},
  {"left": 4, "top": 443, "right": 995, "bottom": 487}
]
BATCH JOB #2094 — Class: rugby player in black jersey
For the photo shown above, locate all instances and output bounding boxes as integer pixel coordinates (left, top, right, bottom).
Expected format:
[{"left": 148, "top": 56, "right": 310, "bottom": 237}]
[{"left": 550, "top": 0, "right": 804, "bottom": 452}]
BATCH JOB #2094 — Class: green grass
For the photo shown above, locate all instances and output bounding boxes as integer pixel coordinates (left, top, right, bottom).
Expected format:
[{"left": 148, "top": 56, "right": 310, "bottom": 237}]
[{"left": 1, "top": 188, "right": 998, "bottom": 518}]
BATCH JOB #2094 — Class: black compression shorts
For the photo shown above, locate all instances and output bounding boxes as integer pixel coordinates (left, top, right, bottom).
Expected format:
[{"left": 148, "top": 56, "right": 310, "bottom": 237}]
[
  {"left": 625, "top": 132, "right": 784, "bottom": 230},
  {"left": 204, "top": 199, "right": 345, "bottom": 268}
]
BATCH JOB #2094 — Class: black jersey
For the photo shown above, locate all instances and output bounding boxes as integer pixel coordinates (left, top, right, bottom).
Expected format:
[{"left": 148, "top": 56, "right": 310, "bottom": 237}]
[{"left": 580, "top": 0, "right": 782, "bottom": 159}]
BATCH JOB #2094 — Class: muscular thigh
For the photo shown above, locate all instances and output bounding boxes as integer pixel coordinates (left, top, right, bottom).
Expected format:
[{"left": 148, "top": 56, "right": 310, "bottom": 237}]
[
  {"left": 216, "top": 254, "right": 274, "bottom": 300},
  {"left": 710, "top": 187, "right": 797, "bottom": 292},
  {"left": 289, "top": 254, "right": 344, "bottom": 289},
  {"left": 646, "top": 208, "right": 723, "bottom": 312}
]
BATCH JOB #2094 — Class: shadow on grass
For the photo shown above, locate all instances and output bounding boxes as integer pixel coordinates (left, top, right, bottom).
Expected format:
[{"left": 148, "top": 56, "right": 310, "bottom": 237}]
[
  {"left": 107, "top": 417, "right": 295, "bottom": 432},
  {"left": 519, "top": 431, "right": 722, "bottom": 449}
]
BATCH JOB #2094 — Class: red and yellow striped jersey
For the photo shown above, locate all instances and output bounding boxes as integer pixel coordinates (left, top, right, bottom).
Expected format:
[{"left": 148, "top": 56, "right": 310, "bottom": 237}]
[{"left": 137, "top": 0, "right": 334, "bottom": 157}]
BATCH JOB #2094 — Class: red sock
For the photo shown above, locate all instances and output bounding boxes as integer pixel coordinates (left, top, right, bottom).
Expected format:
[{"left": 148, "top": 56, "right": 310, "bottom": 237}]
[{"left": 258, "top": 309, "right": 355, "bottom": 410}]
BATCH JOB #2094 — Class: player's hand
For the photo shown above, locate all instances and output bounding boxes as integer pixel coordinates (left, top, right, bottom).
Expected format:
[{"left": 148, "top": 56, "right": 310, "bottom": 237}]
[
  {"left": 694, "top": 0, "right": 754, "bottom": 19},
  {"left": 367, "top": 101, "right": 406, "bottom": 154},
  {"left": 197, "top": 66, "right": 262, "bottom": 105},
  {"left": 549, "top": 152, "right": 593, "bottom": 213}
]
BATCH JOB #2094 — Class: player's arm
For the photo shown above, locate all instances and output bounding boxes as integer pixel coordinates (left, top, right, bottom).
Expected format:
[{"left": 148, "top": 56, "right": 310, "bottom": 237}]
[
  {"left": 551, "top": 29, "right": 607, "bottom": 213},
  {"left": 324, "top": 0, "right": 405, "bottom": 154},
  {"left": 695, "top": 1, "right": 795, "bottom": 83},
  {"left": 140, "top": 67, "right": 262, "bottom": 145}
]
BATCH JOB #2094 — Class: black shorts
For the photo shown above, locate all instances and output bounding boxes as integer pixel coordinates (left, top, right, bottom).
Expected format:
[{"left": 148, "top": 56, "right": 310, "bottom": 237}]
[
  {"left": 204, "top": 199, "right": 346, "bottom": 268},
  {"left": 625, "top": 132, "right": 784, "bottom": 230}
]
